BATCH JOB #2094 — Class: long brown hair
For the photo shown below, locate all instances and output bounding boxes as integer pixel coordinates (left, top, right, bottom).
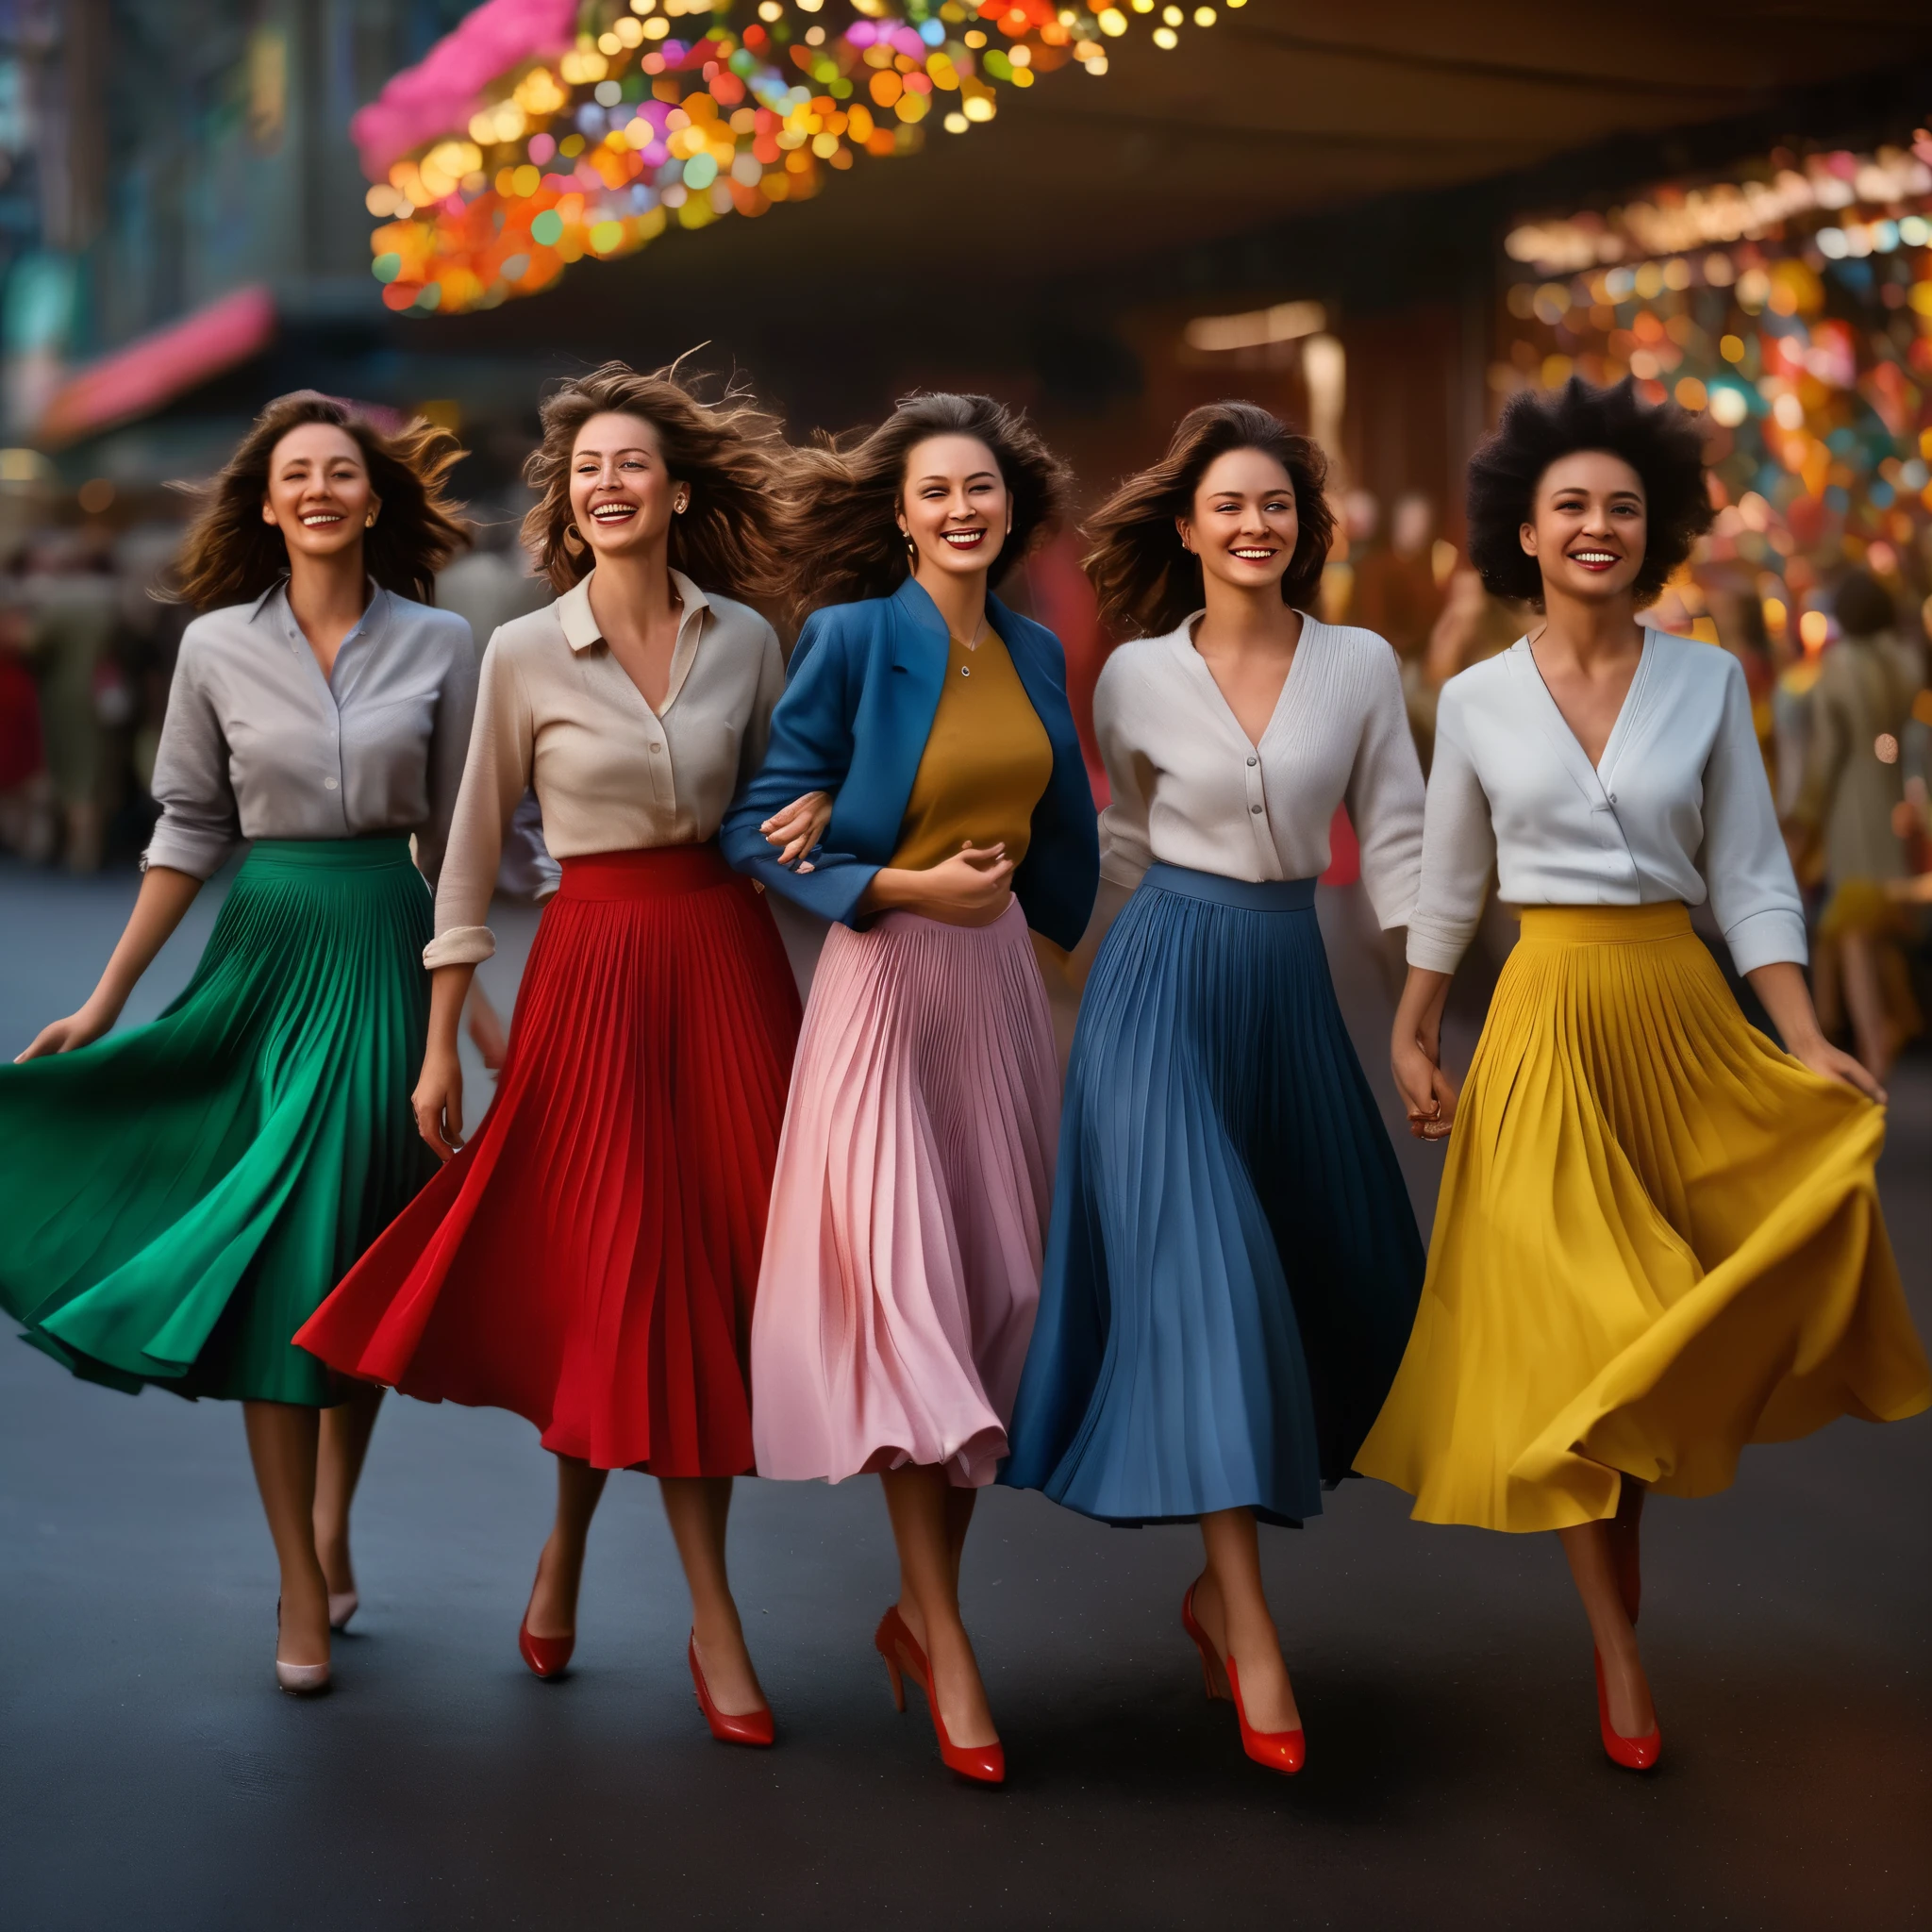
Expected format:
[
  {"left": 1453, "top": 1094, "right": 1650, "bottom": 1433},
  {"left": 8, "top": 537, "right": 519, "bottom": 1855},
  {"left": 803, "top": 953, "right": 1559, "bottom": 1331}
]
[
  {"left": 1083, "top": 402, "right": 1335, "bottom": 638},
  {"left": 172, "top": 391, "right": 468, "bottom": 612},
  {"left": 774, "top": 392, "right": 1073, "bottom": 625},
  {"left": 521, "top": 358, "right": 789, "bottom": 600}
]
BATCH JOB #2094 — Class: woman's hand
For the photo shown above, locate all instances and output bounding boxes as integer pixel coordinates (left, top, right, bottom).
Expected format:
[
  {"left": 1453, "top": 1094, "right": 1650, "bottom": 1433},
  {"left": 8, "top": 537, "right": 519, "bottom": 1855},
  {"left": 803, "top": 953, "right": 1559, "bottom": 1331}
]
[
  {"left": 1390, "top": 962, "right": 1457, "bottom": 1141},
  {"left": 762, "top": 790, "right": 833, "bottom": 872},
  {"left": 464, "top": 984, "right": 508, "bottom": 1074},
  {"left": 412, "top": 1044, "right": 466, "bottom": 1161},
  {"left": 13, "top": 864, "right": 201, "bottom": 1063},
  {"left": 866, "top": 842, "right": 1015, "bottom": 924},
  {"left": 1786, "top": 1033, "right": 1886, "bottom": 1104},
  {"left": 1745, "top": 959, "right": 1887, "bottom": 1104},
  {"left": 1392, "top": 1032, "right": 1458, "bottom": 1140},
  {"left": 15, "top": 997, "right": 117, "bottom": 1062}
]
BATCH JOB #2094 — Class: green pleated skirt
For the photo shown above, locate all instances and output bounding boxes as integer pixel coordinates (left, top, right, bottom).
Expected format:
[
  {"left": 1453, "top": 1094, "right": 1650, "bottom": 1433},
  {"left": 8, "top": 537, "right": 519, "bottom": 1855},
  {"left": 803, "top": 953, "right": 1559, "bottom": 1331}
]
[{"left": 0, "top": 838, "right": 437, "bottom": 1405}]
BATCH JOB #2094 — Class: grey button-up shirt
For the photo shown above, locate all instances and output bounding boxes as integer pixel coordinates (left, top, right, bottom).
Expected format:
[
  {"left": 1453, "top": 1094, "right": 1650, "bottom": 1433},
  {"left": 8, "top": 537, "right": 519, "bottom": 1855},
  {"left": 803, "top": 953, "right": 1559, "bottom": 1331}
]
[{"left": 142, "top": 580, "right": 477, "bottom": 886}]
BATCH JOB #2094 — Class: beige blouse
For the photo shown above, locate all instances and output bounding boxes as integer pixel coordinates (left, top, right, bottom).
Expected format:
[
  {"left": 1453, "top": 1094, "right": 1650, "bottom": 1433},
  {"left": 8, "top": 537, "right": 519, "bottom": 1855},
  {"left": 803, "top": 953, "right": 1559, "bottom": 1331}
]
[{"left": 425, "top": 568, "right": 785, "bottom": 968}]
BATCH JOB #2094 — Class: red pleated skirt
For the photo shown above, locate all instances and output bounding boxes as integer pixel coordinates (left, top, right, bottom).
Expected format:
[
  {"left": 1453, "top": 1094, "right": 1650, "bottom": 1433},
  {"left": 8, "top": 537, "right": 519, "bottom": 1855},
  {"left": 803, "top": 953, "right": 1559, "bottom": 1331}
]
[{"left": 296, "top": 842, "right": 801, "bottom": 1474}]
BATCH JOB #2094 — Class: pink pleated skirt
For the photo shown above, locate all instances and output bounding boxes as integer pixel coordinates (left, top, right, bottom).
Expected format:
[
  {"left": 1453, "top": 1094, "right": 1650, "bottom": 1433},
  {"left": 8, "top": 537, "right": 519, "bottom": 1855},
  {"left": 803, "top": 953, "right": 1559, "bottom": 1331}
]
[{"left": 750, "top": 896, "right": 1058, "bottom": 1488}]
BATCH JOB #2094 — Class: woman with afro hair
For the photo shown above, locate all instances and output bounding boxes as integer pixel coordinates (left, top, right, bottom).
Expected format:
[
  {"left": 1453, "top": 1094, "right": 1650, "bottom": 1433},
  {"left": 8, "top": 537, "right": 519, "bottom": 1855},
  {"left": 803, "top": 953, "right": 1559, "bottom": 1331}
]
[{"left": 1355, "top": 376, "right": 1929, "bottom": 1771}]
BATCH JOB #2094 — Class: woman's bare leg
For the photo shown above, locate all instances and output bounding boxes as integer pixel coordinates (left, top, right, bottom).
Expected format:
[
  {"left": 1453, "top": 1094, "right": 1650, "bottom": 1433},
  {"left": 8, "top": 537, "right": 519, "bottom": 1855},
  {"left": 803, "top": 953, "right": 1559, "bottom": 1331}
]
[
  {"left": 243, "top": 1401, "right": 328, "bottom": 1668},
  {"left": 525, "top": 1454, "right": 608, "bottom": 1640},
  {"left": 1190, "top": 1507, "right": 1300, "bottom": 1733},
  {"left": 881, "top": 1464, "right": 997, "bottom": 1749},
  {"left": 313, "top": 1383, "right": 384, "bottom": 1604},
  {"left": 1559, "top": 1520, "right": 1656, "bottom": 1737},
  {"left": 660, "top": 1475, "right": 767, "bottom": 1717},
  {"left": 1840, "top": 929, "right": 1895, "bottom": 1082}
]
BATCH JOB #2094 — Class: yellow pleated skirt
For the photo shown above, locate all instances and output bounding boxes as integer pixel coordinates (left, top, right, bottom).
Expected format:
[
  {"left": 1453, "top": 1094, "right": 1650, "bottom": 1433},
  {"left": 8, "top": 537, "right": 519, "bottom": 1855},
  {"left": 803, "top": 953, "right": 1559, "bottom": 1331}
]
[{"left": 1354, "top": 903, "right": 1930, "bottom": 1532}]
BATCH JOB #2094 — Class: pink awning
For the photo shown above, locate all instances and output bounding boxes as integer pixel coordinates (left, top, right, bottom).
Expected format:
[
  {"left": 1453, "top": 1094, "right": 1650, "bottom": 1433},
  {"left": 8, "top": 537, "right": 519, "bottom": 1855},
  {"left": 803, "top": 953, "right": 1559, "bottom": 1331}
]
[{"left": 39, "top": 286, "right": 276, "bottom": 448}]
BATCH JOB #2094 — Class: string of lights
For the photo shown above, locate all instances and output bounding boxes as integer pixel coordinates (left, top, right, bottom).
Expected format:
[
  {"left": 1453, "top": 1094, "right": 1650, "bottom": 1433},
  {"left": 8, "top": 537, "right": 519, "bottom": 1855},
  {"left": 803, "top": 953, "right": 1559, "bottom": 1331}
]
[{"left": 360, "top": 0, "right": 1240, "bottom": 315}]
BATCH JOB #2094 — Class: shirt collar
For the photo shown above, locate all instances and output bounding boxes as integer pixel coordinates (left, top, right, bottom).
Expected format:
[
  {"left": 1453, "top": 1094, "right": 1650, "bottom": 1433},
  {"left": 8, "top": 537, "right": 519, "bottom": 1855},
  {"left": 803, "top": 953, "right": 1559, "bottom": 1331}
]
[
  {"left": 250, "top": 576, "right": 389, "bottom": 646},
  {"left": 557, "top": 567, "right": 712, "bottom": 654}
]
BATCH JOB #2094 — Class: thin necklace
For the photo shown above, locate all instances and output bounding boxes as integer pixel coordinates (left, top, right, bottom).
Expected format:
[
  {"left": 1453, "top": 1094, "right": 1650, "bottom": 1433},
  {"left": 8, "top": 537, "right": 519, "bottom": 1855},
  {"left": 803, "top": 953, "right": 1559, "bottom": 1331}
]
[{"left": 949, "top": 618, "right": 989, "bottom": 651}]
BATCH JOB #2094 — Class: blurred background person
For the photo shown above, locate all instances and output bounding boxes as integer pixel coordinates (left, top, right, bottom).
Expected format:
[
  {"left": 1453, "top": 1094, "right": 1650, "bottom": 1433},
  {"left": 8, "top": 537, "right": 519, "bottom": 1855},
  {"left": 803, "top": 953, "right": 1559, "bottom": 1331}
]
[
  {"left": 19, "top": 526, "right": 123, "bottom": 872},
  {"left": 1785, "top": 568, "right": 1926, "bottom": 1082},
  {"left": 1352, "top": 491, "right": 1447, "bottom": 666}
]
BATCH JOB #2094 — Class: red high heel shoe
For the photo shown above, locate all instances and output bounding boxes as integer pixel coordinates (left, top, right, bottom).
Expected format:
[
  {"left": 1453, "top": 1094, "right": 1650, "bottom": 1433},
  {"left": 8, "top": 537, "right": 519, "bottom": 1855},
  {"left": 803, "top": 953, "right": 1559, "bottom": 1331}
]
[
  {"left": 689, "top": 1633, "right": 774, "bottom": 1747},
  {"left": 518, "top": 1617, "right": 574, "bottom": 1680},
  {"left": 1181, "top": 1583, "right": 1305, "bottom": 1775},
  {"left": 874, "top": 1606, "right": 1005, "bottom": 1785},
  {"left": 1594, "top": 1649, "right": 1661, "bottom": 1771}
]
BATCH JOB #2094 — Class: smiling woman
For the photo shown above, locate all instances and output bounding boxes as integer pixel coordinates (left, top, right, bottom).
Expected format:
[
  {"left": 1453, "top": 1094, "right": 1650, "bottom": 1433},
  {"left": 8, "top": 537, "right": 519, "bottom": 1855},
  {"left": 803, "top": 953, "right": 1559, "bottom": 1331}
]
[
  {"left": 295, "top": 359, "right": 824, "bottom": 1747},
  {"left": 1003, "top": 400, "right": 1428, "bottom": 1778},
  {"left": 720, "top": 391, "right": 1099, "bottom": 1786},
  {"left": 1358, "top": 375, "right": 1931, "bottom": 1774},
  {"left": 0, "top": 391, "right": 477, "bottom": 1697}
]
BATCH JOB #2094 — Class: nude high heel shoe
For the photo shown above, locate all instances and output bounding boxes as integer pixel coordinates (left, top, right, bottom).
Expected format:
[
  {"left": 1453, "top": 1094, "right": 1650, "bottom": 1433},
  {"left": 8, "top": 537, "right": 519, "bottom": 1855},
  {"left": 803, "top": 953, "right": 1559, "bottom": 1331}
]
[{"left": 275, "top": 1601, "right": 331, "bottom": 1696}]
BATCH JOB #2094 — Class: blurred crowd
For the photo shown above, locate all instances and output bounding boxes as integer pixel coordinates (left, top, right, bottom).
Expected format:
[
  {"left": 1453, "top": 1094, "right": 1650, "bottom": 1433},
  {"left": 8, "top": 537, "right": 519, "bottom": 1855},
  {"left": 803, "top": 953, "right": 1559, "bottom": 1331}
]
[{"left": 5, "top": 482, "right": 1928, "bottom": 1074}]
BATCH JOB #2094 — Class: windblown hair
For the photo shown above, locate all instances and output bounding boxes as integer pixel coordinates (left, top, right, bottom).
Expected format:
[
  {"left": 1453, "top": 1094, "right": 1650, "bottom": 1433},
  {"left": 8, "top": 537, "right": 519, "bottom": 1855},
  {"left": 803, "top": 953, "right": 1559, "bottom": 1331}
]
[
  {"left": 172, "top": 391, "right": 467, "bottom": 612},
  {"left": 774, "top": 391, "right": 1072, "bottom": 625},
  {"left": 522, "top": 358, "right": 789, "bottom": 599},
  {"left": 1081, "top": 402, "right": 1334, "bottom": 639},
  {"left": 1467, "top": 375, "right": 1713, "bottom": 608}
]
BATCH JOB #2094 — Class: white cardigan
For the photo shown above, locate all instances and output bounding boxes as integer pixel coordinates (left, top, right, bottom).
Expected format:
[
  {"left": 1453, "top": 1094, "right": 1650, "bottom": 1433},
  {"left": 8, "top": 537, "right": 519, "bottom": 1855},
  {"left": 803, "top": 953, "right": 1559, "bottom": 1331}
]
[
  {"left": 1094, "top": 615, "right": 1424, "bottom": 929},
  {"left": 1405, "top": 631, "right": 1807, "bottom": 976}
]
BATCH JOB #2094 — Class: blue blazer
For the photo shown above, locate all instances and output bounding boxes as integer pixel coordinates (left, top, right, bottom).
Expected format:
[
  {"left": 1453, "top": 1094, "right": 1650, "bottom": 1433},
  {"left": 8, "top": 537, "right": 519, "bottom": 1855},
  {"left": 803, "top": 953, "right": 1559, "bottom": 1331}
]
[{"left": 721, "top": 577, "right": 1099, "bottom": 951}]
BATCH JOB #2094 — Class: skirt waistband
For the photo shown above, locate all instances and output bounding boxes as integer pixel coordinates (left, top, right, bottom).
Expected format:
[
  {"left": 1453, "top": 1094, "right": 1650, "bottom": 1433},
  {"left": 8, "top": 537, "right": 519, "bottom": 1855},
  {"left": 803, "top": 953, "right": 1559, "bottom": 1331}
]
[
  {"left": 557, "top": 841, "right": 737, "bottom": 902},
  {"left": 242, "top": 836, "right": 416, "bottom": 875},
  {"left": 1517, "top": 902, "right": 1692, "bottom": 945},
  {"left": 1141, "top": 864, "right": 1317, "bottom": 912}
]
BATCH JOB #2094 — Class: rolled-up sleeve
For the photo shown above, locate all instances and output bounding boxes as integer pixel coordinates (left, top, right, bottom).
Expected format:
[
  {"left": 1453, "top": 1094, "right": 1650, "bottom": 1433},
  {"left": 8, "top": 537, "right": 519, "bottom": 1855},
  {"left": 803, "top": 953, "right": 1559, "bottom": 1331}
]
[
  {"left": 142, "top": 641, "right": 241, "bottom": 878},
  {"left": 1703, "top": 654, "right": 1807, "bottom": 974},
  {"left": 424, "top": 635, "right": 530, "bottom": 969},
  {"left": 1405, "top": 687, "right": 1494, "bottom": 974}
]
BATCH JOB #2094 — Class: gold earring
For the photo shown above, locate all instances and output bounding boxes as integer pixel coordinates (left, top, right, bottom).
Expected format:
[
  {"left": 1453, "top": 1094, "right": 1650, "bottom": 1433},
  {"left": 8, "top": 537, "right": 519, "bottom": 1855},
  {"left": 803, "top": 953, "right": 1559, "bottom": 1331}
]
[
  {"left": 675, "top": 495, "right": 688, "bottom": 514},
  {"left": 365, "top": 510, "right": 377, "bottom": 528}
]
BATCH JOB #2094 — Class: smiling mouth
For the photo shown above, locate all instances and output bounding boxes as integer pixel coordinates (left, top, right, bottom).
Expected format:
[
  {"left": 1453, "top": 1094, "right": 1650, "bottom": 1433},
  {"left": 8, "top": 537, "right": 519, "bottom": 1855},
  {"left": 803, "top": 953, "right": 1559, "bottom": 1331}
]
[
  {"left": 1568, "top": 549, "right": 1620, "bottom": 569},
  {"left": 591, "top": 502, "right": 638, "bottom": 524},
  {"left": 300, "top": 511, "right": 343, "bottom": 527},
  {"left": 1230, "top": 546, "right": 1278, "bottom": 561},
  {"left": 941, "top": 528, "right": 987, "bottom": 549}
]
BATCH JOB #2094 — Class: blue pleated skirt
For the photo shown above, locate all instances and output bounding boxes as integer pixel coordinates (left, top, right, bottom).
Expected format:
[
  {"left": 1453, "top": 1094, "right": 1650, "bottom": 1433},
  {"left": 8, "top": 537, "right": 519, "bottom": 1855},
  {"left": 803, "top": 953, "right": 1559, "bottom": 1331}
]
[{"left": 1002, "top": 864, "right": 1425, "bottom": 1525}]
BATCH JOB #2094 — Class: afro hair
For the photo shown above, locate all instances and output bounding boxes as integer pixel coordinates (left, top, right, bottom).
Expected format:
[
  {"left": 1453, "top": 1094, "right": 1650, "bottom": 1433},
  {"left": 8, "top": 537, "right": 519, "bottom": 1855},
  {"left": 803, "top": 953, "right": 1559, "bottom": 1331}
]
[{"left": 1466, "top": 375, "right": 1713, "bottom": 608}]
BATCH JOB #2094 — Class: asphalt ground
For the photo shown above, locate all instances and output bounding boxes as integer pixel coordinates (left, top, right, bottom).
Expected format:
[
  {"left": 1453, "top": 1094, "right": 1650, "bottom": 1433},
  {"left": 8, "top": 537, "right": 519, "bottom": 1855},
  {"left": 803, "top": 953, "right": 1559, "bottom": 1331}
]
[{"left": 1, "top": 857, "right": 1926, "bottom": 1931}]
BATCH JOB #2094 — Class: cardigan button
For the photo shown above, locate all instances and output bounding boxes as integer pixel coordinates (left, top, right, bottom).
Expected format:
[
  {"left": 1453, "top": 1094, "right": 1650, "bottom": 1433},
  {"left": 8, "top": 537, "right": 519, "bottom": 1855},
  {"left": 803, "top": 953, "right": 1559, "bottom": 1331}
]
[
  {"left": 1246, "top": 756, "right": 1257, "bottom": 767},
  {"left": 1250, "top": 803, "right": 1263, "bottom": 815}
]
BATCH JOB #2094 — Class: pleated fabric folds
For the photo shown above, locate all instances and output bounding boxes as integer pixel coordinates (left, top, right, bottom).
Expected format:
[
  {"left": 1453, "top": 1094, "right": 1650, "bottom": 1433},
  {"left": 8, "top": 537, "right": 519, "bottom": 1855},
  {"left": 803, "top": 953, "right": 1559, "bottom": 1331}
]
[
  {"left": 297, "top": 842, "right": 800, "bottom": 1475},
  {"left": 1003, "top": 866, "right": 1425, "bottom": 1525},
  {"left": 1354, "top": 902, "right": 1932, "bottom": 1531},
  {"left": 0, "top": 838, "right": 435, "bottom": 1405},
  {"left": 749, "top": 897, "right": 1058, "bottom": 1489}
]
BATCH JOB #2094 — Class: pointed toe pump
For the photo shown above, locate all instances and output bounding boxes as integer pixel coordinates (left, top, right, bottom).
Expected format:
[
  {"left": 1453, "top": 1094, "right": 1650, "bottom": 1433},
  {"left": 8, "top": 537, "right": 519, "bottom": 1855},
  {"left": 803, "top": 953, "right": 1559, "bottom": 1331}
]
[
  {"left": 1594, "top": 1650, "right": 1661, "bottom": 1772},
  {"left": 688, "top": 1633, "right": 775, "bottom": 1747},
  {"left": 1182, "top": 1584, "right": 1305, "bottom": 1776},
  {"left": 518, "top": 1617, "right": 575, "bottom": 1680},
  {"left": 874, "top": 1607, "right": 1005, "bottom": 1786}
]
